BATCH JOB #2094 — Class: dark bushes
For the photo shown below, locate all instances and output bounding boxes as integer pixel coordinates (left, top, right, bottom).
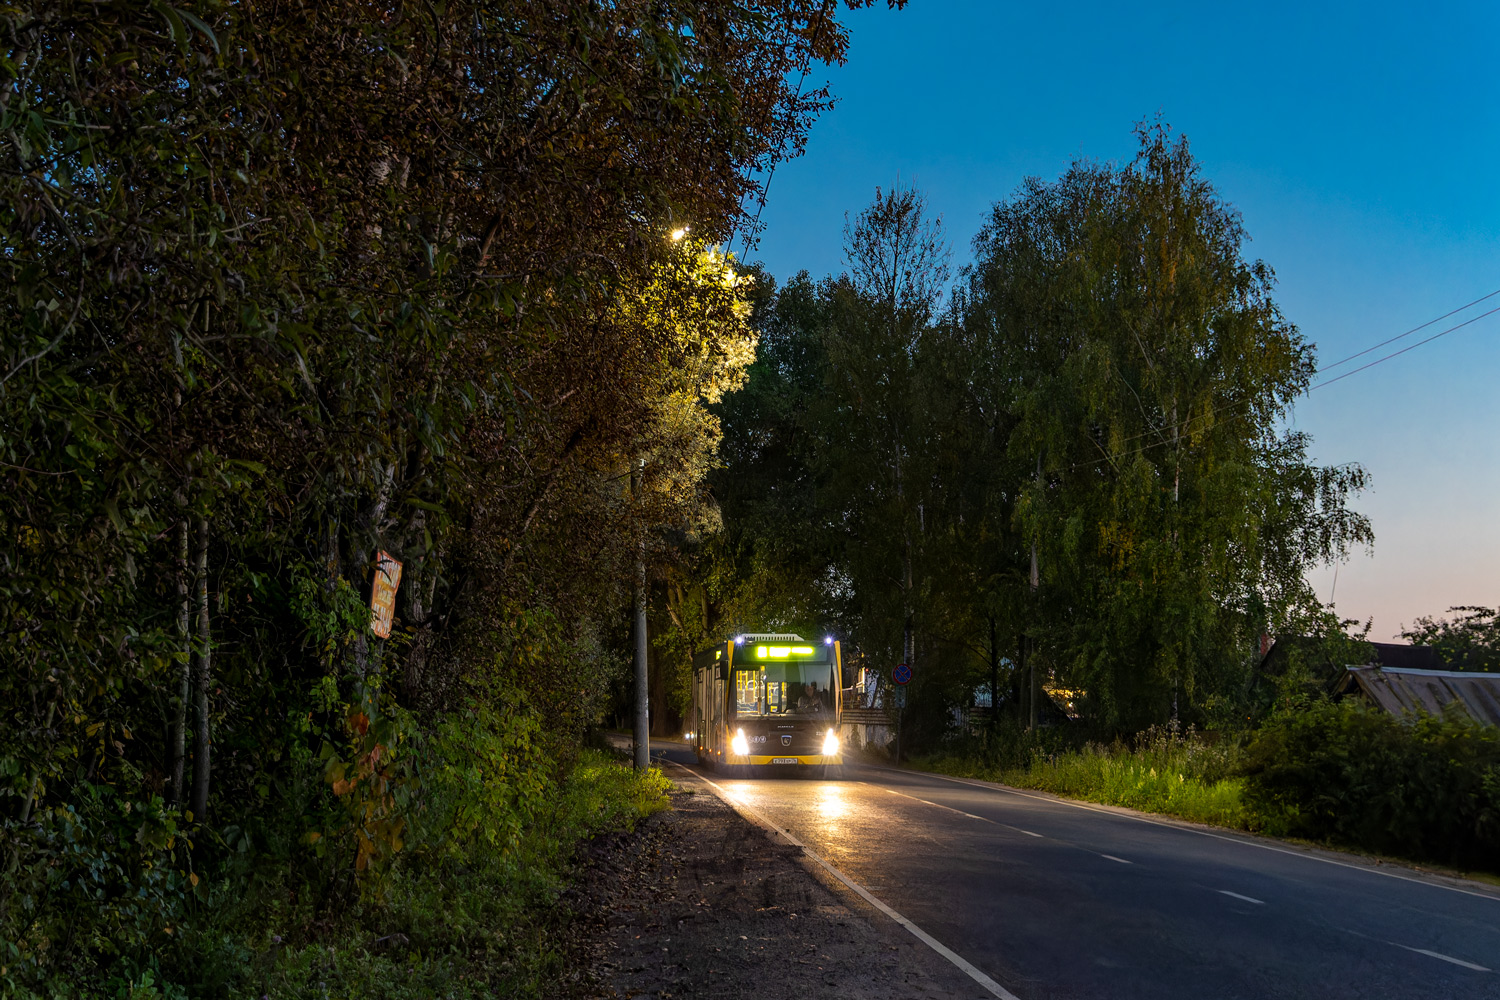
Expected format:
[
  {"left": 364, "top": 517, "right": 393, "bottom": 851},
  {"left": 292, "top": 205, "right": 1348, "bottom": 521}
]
[{"left": 1242, "top": 700, "right": 1500, "bottom": 869}]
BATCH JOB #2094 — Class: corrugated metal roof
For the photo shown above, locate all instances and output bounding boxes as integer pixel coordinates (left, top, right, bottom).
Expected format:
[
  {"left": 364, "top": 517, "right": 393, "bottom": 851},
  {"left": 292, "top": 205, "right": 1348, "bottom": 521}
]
[{"left": 1340, "top": 666, "right": 1500, "bottom": 727}]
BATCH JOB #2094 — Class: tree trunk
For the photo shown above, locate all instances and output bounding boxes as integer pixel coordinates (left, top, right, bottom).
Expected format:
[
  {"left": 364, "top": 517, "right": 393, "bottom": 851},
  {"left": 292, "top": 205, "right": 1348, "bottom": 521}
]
[
  {"left": 168, "top": 500, "right": 190, "bottom": 806},
  {"left": 18, "top": 700, "right": 55, "bottom": 823},
  {"left": 402, "top": 511, "right": 428, "bottom": 704},
  {"left": 354, "top": 461, "right": 397, "bottom": 689},
  {"left": 189, "top": 514, "right": 212, "bottom": 823}
]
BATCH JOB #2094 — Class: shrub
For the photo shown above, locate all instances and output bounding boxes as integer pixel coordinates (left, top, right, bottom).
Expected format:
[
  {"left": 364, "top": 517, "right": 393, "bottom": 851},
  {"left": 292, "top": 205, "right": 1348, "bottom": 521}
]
[
  {"left": 1241, "top": 699, "right": 1500, "bottom": 869},
  {"left": 926, "top": 721, "right": 1251, "bottom": 829}
]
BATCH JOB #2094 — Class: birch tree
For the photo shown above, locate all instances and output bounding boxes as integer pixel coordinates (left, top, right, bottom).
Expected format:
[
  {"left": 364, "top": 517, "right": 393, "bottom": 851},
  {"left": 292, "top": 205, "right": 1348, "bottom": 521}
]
[{"left": 960, "top": 123, "right": 1372, "bottom": 730}]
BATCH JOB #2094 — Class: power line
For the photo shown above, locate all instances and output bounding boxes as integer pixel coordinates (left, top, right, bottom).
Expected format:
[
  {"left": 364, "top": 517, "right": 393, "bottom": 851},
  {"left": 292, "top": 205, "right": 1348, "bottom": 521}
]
[
  {"left": 1316, "top": 286, "right": 1500, "bottom": 374},
  {"left": 732, "top": 2, "right": 832, "bottom": 262},
  {"left": 1058, "top": 291, "right": 1500, "bottom": 473},
  {"left": 1100, "top": 286, "right": 1500, "bottom": 456},
  {"left": 1309, "top": 304, "right": 1500, "bottom": 391}
]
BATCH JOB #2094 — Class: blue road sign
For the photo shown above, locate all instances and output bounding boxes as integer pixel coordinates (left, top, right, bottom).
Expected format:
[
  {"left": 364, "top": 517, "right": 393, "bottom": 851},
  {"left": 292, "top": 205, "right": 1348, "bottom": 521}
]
[{"left": 893, "top": 662, "right": 912, "bottom": 686}]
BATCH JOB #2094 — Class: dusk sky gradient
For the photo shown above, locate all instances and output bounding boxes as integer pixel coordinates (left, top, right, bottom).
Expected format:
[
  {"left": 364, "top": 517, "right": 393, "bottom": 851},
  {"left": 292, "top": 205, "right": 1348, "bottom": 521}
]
[{"left": 744, "top": 0, "right": 1500, "bottom": 641}]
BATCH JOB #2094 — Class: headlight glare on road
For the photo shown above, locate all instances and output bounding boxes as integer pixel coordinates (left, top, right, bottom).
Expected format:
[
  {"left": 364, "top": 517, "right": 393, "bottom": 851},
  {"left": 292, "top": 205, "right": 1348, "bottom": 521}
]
[
  {"left": 731, "top": 728, "right": 750, "bottom": 756},
  {"left": 822, "top": 728, "right": 840, "bottom": 756}
]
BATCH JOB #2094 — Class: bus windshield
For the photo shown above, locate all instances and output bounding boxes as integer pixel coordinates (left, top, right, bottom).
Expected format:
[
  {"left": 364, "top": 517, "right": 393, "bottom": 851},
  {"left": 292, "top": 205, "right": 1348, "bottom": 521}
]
[{"left": 733, "top": 662, "right": 836, "bottom": 719}]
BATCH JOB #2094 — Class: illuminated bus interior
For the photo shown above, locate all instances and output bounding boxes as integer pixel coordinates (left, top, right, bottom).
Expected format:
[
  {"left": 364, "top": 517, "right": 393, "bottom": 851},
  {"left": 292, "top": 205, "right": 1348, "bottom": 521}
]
[{"left": 732, "top": 660, "right": 836, "bottom": 718}]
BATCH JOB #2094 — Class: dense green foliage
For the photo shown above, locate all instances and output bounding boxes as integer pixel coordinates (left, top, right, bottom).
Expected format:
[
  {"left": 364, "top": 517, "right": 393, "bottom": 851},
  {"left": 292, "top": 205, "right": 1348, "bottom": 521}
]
[
  {"left": 952, "top": 127, "right": 1372, "bottom": 732},
  {"left": 1401, "top": 606, "right": 1500, "bottom": 672},
  {"left": 670, "top": 125, "right": 1371, "bottom": 743},
  {"left": 1242, "top": 700, "right": 1500, "bottom": 869},
  {"left": 90, "top": 744, "right": 666, "bottom": 1000},
  {"left": 0, "top": 0, "right": 904, "bottom": 993}
]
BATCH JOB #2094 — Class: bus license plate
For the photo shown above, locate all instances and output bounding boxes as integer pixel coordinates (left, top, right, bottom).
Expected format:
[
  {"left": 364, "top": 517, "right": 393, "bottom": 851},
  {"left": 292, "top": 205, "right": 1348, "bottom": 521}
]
[{"left": 771, "top": 757, "right": 798, "bottom": 764}]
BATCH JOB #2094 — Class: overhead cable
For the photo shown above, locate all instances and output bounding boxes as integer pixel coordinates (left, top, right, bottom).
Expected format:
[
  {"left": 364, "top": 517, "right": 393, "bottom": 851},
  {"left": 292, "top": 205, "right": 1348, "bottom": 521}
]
[
  {"left": 1309, "top": 304, "right": 1500, "bottom": 391},
  {"left": 1315, "top": 286, "right": 1500, "bottom": 374},
  {"left": 732, "top": 2, "right": 833, "bottom": 261},
  {"left": 1055, "top": 291, "right": 1500, "bottom": 473}
]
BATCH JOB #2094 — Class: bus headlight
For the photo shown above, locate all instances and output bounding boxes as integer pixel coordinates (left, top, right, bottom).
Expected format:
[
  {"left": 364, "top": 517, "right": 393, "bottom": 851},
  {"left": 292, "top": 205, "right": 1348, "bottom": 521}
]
[
  {"left": 731, "top": 728, "right": 750, "bottom": 756},
  {"left": 822, "top": 729, "right": 840, "bottom": 756}
]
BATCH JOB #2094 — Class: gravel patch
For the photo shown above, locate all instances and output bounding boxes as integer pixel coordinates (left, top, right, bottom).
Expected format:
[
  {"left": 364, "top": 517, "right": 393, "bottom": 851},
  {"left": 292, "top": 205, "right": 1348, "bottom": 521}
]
[{"left": 552, "top": 771, "right": 987, "bottom": 999}]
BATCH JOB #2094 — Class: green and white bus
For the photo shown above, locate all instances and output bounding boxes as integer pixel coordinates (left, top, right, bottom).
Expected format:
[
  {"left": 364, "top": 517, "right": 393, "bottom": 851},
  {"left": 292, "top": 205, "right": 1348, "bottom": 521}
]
[{"left": 690, "top": 633, "right": 843, "bottom": 776}]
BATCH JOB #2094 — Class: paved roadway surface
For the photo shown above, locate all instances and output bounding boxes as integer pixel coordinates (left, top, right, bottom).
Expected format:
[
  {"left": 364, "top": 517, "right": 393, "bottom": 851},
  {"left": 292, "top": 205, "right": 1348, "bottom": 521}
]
[{"left": 649, "top": 740, "right": 1500, "bottom": 1000}]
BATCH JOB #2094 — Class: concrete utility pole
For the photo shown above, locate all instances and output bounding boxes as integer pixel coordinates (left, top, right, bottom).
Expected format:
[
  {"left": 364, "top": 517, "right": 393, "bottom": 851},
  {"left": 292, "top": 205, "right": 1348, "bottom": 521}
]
[
  {"left": 989, "top": 615, "right": 998, "bottom": 744},
  {"left": 633, "top": 460, "right": 650, "bottom": 771},
  {"left": 1029, "top": 452, "right": 1040, "bottom": 731}
]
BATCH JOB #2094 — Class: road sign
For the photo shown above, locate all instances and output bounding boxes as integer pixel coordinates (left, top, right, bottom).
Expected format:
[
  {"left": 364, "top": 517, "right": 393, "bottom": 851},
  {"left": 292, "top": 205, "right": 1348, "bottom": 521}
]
[
  {"left": 892, "top": 662, "right": 912, "bottom": 686},
  {"left": 369, "top": 550, "right": 403, "bottom": 638}
]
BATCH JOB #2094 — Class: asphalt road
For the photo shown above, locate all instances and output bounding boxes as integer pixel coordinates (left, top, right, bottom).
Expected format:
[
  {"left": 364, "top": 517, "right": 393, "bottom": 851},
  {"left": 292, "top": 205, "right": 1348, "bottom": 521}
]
[{"left": 649, "top": 740, "right": 1500, "bottom": 1000}]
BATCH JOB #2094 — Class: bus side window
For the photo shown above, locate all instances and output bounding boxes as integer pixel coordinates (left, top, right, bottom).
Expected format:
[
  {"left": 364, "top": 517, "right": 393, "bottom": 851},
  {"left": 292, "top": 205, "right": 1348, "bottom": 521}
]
[{"left": 734, "top": 669, "right": 761, "bottom": 715}]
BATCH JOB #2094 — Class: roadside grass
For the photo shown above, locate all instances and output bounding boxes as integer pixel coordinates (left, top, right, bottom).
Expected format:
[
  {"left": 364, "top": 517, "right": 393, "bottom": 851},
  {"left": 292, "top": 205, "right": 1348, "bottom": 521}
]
[
  {"left": 921, "top": 725, "right": 1254, "bottom": 830},
  {"left": 920, "top": 708, "right": 1500, "bottom": 883}
]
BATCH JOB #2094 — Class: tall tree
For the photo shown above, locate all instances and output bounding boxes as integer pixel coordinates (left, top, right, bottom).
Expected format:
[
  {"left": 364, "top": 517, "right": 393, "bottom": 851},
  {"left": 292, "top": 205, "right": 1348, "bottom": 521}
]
[
  {"left": 819, "top": 185, "right": 952, "bottom": 674},
  {"left": 959, "top": 123, "right": 1372, "bottom": 730},
  {"left": 0, "top": 1, "right": 905, "bottom": 987}
]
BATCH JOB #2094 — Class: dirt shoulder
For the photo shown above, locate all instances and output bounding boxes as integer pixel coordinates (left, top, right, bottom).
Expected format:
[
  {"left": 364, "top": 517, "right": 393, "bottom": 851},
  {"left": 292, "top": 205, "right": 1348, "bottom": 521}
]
[{"left": 553, "top": 767, "right": 984, "bottom": 999}]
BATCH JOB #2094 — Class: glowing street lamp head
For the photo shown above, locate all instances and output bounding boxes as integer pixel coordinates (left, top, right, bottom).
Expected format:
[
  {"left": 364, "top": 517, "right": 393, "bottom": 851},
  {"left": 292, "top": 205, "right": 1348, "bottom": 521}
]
[{"left": 670, "top": 226, "right": 689, "bottom": 241}]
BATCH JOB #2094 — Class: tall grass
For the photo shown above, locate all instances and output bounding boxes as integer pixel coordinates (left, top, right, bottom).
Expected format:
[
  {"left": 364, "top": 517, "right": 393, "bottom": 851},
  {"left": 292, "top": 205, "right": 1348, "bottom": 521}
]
[{"left": 924, "top": 723, "right": 1252, "bottom": 829}]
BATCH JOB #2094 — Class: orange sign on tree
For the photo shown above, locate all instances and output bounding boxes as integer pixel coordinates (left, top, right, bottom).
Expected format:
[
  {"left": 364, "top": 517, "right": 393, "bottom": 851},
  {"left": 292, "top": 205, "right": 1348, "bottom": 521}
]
[{"left": 370, "top": 551, "right": 403, "bottom": 638}]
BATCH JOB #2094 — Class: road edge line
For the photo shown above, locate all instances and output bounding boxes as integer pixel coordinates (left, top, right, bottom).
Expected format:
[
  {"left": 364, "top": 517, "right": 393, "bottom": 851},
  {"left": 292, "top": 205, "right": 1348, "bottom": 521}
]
[{"left": 664, "top": 758, "right": 1022, "bottom": 1000}]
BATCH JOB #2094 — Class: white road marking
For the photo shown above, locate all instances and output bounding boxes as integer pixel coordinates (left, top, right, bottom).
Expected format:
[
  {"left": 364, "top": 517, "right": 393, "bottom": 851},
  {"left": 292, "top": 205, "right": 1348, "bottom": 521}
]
[
  {"left": 1098, "top": 854, "right": 1132, "bottom": 865},
  {"left": 1398, "top": 945, "right": 1490, "bottom": 972},
  {"left": 673, "top": 761, "right": 1022, "bottom": 1000},
  {"left": 874, "top": 764, "right": 1500, "bottom": 904},
  {"left": 880, "top": 785, "right": 997, "bottom": 824},
  {"left": 876, "top": 785, "right": 1044, "bottom": 841},
  {"left": 1219, "top": 890, "right": 1264, "bottom": 905}
]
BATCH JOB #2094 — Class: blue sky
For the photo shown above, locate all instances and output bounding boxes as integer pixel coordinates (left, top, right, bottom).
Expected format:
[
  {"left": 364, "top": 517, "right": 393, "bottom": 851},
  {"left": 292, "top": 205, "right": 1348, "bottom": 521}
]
[{"left": 744, "top": 0, "right": 1500, "bottom": 641}]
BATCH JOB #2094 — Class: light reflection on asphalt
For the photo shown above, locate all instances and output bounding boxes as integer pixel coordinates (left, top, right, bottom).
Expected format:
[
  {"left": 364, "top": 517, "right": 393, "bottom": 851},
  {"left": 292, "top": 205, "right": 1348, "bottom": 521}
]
[
  {"left": 713, "top": 776, "right": 906, "bottom": 867},
  {"left": 675, "top": 751, "right": 1500, "bottom": 1000},
  {"left": 816, "top": 781, "right": 848, "bottom": 823}
]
